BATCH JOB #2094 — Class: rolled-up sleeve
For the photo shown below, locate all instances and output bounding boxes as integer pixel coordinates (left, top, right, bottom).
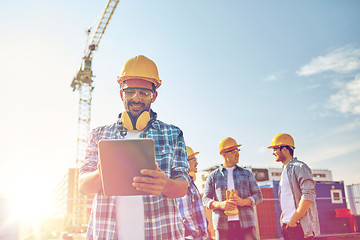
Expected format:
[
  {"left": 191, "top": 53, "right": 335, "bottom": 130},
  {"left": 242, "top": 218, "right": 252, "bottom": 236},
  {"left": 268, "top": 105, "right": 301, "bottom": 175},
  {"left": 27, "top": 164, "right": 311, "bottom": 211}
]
[
  {"left": 171, "top": 131, "right": 190, "bottom": 182},
  {"left": 298, "top": 165, "right": 316, "bottom": 202},
  {"left": 79, "top": 128, "right": 100, "bottom": 175},
  {"left": 248, "top": 171, "right": 263, "bottom": 206},
  {"left": 203, "top": 172, "right": 215, "bottom": 209}
]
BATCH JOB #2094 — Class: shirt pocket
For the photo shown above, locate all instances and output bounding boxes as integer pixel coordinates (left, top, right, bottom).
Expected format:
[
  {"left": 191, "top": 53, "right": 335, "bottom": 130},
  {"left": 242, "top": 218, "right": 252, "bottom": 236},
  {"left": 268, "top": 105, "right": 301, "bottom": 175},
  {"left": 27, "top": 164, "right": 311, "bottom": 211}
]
[
  {"left": 155, "top": 143, "right": 173, "bottom": 156},
  {"left": 237, "top": 181, "right": 251, "bottom": 198},
  {"left": 155, "top": 144, "right": 174, "bottom": 177},
  {"left": 214, "top": 181, "right": 227, "bottom": 201}
]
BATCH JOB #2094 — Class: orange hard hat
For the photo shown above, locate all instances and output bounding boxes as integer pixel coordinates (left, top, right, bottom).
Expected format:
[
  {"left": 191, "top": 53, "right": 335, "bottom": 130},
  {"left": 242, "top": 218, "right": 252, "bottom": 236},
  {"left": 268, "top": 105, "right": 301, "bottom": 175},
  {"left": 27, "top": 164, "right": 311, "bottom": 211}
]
[
  {"left": 186, "top": 146, "right": 199, "bottom": 160},
  {"left": 219, "top": 137, "right": 241, "bottom": 154},
  {"left": 117, "top": 55, "right": 162, "bottom": 89},
  {"left": 267, "top": 133, "right": 295, "bottom": 149}
]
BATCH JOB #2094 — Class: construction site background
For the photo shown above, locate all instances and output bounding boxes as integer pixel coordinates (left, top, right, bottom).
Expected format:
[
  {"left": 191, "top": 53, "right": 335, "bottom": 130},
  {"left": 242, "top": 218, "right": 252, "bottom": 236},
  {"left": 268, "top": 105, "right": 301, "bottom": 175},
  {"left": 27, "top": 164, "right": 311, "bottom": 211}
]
[{"left": 1, "top": 168, "right": 360, "bottom": 240}]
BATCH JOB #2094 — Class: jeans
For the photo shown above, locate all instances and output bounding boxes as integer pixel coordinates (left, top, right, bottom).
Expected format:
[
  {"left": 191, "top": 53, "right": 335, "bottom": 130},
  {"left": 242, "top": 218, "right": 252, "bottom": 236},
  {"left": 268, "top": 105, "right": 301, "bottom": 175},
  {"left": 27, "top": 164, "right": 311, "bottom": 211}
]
[
  {"left": 216, "top": 221, "right": 257, "bottom": 240},
  {"left": 281, "top": 224, "right": 314, "bottom": 240}
]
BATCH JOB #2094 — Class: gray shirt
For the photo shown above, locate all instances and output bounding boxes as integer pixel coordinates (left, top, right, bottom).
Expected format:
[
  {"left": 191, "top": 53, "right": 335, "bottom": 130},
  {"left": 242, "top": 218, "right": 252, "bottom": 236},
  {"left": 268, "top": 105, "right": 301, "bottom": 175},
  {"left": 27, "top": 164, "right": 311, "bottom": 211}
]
[{"left": 279, "top": 157, "right": 320, "bottom": 237}]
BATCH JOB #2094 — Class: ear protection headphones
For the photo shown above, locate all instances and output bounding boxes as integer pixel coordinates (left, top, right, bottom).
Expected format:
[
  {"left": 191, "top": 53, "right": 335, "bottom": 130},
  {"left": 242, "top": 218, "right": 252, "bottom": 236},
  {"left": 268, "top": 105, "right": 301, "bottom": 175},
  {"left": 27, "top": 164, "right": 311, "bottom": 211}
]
[{"left": 121, "top": 111, "right": 150, "bottom": 131}]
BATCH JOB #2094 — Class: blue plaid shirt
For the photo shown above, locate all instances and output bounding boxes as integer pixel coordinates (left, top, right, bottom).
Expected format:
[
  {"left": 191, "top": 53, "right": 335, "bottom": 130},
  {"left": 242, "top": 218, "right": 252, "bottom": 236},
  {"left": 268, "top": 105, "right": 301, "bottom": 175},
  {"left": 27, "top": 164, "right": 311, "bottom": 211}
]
[
  {"left": 80, "top": 111, "right": 190, "bottom": 240},
  {"left": 203, "top": 165, "right": 262, "bottom": 230},
  {"left": 177, "top": 178, "right": 210, "bottom": 240}
]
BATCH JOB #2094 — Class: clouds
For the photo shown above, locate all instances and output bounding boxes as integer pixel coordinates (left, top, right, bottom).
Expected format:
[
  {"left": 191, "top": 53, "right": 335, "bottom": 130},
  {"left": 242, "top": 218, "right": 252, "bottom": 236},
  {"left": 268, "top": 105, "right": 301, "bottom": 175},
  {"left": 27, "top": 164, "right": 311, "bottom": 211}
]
[
  {"left": 264, "top": 75, "right": 279, "bottom": 82},
  {"left": 327, "top": 76, "right": 360, "bottom": 114},
  {"left": 323, "top": 118, "right": 360, "bottom": 137},
  {"left": 304, "top": 141, "right": 360, "bottom": 165},
  {"left": 263, "top": 70, "right": 288, "bottom": 82},
  {"left": 294, "top": 44, "right": 360, "bottom": 183},
  {"left": 297, "top": 45, "right": 360, "bottom": 76},
  {"left": 297, "top": 45, "right": 360, "bottom": 115}
]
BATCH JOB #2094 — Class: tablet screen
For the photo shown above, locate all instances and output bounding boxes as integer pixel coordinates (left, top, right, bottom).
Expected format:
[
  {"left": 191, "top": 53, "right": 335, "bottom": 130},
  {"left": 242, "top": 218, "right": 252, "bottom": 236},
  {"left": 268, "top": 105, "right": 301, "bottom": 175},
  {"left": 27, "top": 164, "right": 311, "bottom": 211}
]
[{"left": 98, "top": 138, "right": 156, "bottom": 196}]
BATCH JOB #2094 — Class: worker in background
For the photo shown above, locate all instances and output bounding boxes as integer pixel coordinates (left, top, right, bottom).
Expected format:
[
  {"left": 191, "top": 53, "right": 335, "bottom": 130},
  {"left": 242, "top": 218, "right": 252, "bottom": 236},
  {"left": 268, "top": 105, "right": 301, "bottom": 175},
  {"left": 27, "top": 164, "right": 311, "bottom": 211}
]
[
  {"left": 267, "top": 133, "right": 320, "bottom": 240},
  {"left": 78, "top": 55, "right": 189, "bottom": 239},
  {"left": 178, "top": 146, "right": 211, "bottom": 240},
  {"left": 203, "top": 137, "right": 263, "bottom": 240}
]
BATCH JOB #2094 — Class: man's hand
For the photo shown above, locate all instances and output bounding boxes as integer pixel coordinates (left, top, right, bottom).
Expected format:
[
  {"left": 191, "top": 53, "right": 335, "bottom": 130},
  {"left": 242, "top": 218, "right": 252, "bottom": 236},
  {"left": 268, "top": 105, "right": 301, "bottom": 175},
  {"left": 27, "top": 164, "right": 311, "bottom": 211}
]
[
  {"left": 229, "top": 195, "right": 242, "bottom": 206},
  {"left": 210, "top": 199, "right": 237, "bottom": 211},
  {"left": 286, "top": 221, "right": 298, "bottom": 228},
  {"left": 97, "top": 162, "right": 102, "bottom": 178},
  {"left": 132, "top": 163, "right": 168, "bottom": 196},
  {"left": 220, "top": 200, "right": 237, "bottom": 211},
  {"left": 229, "top": 195, "right": 252, "bottom": 207},
  {"left": 78, "top": 163, "right": 102, "bottom": 195},
  {"left": 286, "top": 199, "right": 314, "bottom": 228}
]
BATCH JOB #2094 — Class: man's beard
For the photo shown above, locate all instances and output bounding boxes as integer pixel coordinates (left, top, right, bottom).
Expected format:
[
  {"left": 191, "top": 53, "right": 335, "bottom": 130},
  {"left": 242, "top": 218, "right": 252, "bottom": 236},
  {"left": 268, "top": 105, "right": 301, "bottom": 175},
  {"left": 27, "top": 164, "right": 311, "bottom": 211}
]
[{"left": 127, "top": 101, "right": 150, "bottom": 117}]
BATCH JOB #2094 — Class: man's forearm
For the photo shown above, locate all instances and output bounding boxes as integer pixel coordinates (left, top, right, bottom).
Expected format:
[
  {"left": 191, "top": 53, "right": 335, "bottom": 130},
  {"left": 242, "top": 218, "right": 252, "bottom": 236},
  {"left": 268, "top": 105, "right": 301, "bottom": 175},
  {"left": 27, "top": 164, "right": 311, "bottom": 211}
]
[
  {"left": 290, "top": 199, "right": 313, "bottom": 224},
  {"left": 210, "top": 200, "right": 222, "bottom": 210},
  {"left": 163, "top": 177, "right": 188, "bottom": 198},
  {"left": 238, "top": 198, "right": 252, "bottom": 207},
  {"left": 78, "top": 170, "right": 102, "bottom": 195}
]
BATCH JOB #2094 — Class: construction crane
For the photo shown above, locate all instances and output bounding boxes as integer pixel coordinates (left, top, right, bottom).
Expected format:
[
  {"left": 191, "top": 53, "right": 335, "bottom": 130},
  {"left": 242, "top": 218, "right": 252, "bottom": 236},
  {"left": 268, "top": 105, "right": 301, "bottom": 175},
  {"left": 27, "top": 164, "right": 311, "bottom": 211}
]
[
  {"left": 71, "top": 0, "right": 119, "bottom": 167},
  {"left": 67, "top": 1, "right": 120, "bottom": 234}
]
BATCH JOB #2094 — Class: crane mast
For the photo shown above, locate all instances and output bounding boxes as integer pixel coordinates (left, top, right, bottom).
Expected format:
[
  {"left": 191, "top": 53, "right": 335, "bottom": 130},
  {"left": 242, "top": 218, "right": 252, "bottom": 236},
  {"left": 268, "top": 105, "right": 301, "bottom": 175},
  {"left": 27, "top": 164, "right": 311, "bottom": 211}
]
[
  {"left": 71, "top": 0, "right": 119, "bottom": 167},
  {"left": 68, "top": 1, "right": 119, "bottom": 233}
]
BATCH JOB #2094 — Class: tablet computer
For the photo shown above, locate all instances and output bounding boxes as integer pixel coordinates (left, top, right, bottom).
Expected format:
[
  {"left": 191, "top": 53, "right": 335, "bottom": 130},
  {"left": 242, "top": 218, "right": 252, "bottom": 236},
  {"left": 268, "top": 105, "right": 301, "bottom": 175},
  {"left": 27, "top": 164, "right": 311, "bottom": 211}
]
[{"left": 98, "top": 138, "right": 156, "bottom": 196}]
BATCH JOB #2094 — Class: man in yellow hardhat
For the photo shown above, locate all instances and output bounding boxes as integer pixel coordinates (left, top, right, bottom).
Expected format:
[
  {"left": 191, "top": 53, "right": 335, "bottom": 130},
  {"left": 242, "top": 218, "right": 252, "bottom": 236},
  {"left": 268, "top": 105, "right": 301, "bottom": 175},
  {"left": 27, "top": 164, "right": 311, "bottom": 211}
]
[
  {"left": 203, "top": 137, "right": 263, "bottom": 240},
  {"left": 79, "top": 55, "right": 189, "bottom": 239},
  {"left": 178, "top": 146, "right": 211, "bottom": 240},
  {"left": 268, "top": 133, "right": 319, "bottom": 240}
]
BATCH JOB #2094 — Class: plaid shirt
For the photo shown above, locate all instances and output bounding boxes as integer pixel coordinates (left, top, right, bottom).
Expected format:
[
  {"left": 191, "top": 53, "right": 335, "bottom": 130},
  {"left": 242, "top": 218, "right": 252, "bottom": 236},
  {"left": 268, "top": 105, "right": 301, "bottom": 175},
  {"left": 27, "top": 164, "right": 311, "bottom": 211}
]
[
  {"left": 80, "top": 111, "right": 189, "bottom": 240},
  {"left": 203, "top": 165, "right": 262, "bottom": 230},
  {"left": 177, "top": 178, "right": 210, "bottom": 240},
  {"left": 280, "top": 157, "right": 320, "bottom": 237}
]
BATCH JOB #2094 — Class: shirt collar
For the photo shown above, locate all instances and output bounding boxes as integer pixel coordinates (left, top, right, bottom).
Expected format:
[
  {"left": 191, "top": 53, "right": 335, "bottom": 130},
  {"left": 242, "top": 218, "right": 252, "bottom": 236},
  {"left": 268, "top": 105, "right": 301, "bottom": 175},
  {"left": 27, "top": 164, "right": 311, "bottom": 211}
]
[
  {"left": 219, "top": 164, "right": 240, "bottom": 173},
  {"left": 283, "top": 157, "right": 298, "bottom": 168},
  {"left": 288, "top": 157, "right": 297, "bottom": 164}
]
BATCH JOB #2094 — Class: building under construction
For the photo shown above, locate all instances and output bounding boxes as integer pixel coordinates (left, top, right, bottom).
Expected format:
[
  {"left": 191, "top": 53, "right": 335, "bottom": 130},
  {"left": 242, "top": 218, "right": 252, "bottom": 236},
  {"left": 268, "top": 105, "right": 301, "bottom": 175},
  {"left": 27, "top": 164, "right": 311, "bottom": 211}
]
[{"left": 53, "top": 168, "right": 93, "bottom": 234}]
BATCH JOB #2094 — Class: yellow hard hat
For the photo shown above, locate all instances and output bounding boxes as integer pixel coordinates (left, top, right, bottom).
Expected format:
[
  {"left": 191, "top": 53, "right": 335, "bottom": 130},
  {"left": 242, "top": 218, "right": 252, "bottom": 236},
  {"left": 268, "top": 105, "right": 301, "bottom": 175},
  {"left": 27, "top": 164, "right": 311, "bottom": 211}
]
[
  {"left": 186, "top": 146, "right": 199, "bottom": 159},
  {"left": 219, "top": 137, "right": 241, "bottom": 154},
  {"left": 117, "top": 55, "right": 162, "bottom": 89},
  {"left": 267, "top": 133, "right": 295, "bottom": 149}
]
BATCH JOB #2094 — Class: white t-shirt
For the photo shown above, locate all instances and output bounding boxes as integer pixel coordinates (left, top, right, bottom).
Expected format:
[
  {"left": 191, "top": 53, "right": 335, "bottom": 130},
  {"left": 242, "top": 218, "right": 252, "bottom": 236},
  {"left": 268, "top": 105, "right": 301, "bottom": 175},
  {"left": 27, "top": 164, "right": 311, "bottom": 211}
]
[
  {"left": 280, "top": 164, "right": 296, "bottom": 223},
  {"left": 115, "top": 131, "right": 145, "bottom": 239},
  {"left": 224, "top": 166, "right": 240, "bottom": 221}
]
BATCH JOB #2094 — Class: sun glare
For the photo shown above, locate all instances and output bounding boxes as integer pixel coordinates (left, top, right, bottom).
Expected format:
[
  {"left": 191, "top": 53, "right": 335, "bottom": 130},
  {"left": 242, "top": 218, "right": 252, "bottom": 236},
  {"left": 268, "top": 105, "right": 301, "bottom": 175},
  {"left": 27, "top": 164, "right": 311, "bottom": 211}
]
[{"left": 9, "top": 174, "right": 53, "bottom": 225}]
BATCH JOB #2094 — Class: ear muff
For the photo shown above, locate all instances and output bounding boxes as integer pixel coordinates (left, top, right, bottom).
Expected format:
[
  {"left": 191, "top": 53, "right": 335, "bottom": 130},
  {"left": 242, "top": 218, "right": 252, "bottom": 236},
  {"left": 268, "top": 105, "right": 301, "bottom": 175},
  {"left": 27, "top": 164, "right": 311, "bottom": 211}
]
[
  {"left": 121, "top": 111, "right": 134, "bottom": 130},
  {"left": 136, "top": 111, "right": 150, "bottom": 131},
  {"left": 121, "top": 111, "right": 150, "bottom": 131}
]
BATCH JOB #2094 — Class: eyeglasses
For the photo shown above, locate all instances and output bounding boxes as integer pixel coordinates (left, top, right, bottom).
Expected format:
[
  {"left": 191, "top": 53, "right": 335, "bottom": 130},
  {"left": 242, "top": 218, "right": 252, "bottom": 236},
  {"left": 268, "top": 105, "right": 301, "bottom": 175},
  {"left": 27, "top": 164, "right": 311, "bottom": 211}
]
[
  {"left": 224, "top": 148, "right": 240, "bottom": 154},
  {"left": 122, "top": 87, "right": 154, "bottom": 99},
  {"left": 188, "top": 157, "right": 197, "bottom": 162},
  {"left": 273, "top": 146, "right": 293, "bottom": 151}
]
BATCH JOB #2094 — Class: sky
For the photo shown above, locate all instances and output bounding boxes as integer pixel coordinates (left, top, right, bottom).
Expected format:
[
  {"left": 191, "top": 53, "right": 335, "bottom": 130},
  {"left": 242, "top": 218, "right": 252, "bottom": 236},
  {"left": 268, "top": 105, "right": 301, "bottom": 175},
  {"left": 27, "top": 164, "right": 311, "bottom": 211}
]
[{"left": 0, "top": 0, "right": 359, "bottom": 208}]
